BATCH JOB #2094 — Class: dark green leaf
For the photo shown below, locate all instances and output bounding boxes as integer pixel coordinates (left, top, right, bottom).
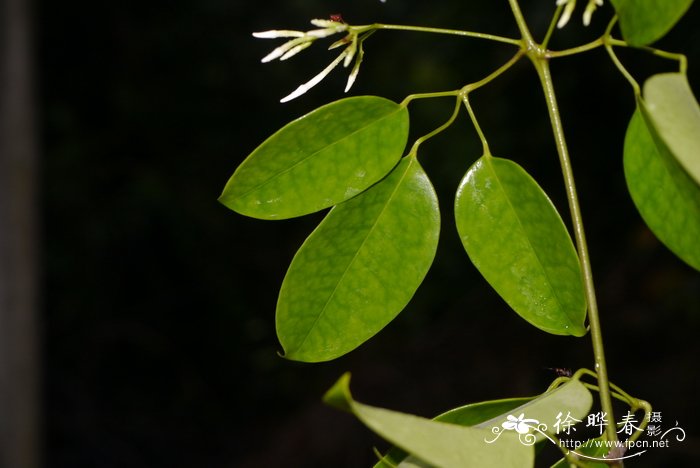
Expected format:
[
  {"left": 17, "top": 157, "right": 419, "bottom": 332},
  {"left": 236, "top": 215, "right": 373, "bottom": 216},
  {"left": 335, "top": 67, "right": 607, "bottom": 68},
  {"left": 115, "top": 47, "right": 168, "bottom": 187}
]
[
  {"left": 610, "top": 0, "right": 694, "bottom": 46},
  {"left": 643, "top": 73, "right": 700, "bottom": 186},
  {"left": 219, "top": 96, "right": 409, "bottom": 219},
  {"left": 624, "top": 107, "right": 700, "bottom": 271},
  {"left": 324, "top": 373, "right": 534, "bottom": 468},
  {"left": 277, "top": 157, "right": 439, "bottom": 362},
  {"left": 454, "top": 156, "right": 587, "bottom": 336}
]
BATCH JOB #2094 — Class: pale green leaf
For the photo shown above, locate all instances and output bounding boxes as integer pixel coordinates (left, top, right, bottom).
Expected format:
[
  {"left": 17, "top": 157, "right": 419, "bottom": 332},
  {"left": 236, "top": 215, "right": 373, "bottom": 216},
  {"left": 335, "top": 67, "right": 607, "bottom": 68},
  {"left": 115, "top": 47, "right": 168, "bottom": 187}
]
[
  {"left": 324, "top": 373, "right": 534, "bottom": 468},
  {"left": 624, "top": 106, "right": 700, "bottom": 271},
  {"left": 475, "top": 379, "right": 593, "bottom": 436},
  {"left": 277, "top": 157, "right": 439, "bottom": 362},
  {"left": 610, "top": 0, "right": 694, "bottom": 46},
  {"left": 375, "top": 397, "right": 535, "bottom": 468},
  {"left": 219, "top": 96, "right": 409, "bottom": 219},
  {"left": 454, "top": 156, "right": 587, "bottom": 336},
  {"left": 643, "top": 73, "right": 700, "bottom": 186}
]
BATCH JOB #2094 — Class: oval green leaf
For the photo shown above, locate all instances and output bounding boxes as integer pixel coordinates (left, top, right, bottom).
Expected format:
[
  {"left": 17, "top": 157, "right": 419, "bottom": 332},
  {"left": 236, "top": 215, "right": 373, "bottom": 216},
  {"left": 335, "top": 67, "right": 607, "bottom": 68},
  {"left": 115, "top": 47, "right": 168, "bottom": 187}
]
[
  {"left": 375, "top": 397, "right": 535, "bottom": 468},
  {"left": 474, "top": 379, "right": 593, "bottom": 436},
  {"left": 624, "top": 107, "right": 700, "bottom": 271},
  {"left": 454, "top": 156, "right": 587, "bottom": 336},
  {"left": 324, "top": 373, "right": 534, "bottom": 468},
  {"left": 219, "top": 96, "right": 409, "bottom": 219},
  {"left": 610, "top": 0, "right": 694, "bottom": 46},
  {"left": 643, "top": 73, "right": 700, "bottom": 186},
  {"left": 277, "top": 157, "right": 440, "bottom": 362}
]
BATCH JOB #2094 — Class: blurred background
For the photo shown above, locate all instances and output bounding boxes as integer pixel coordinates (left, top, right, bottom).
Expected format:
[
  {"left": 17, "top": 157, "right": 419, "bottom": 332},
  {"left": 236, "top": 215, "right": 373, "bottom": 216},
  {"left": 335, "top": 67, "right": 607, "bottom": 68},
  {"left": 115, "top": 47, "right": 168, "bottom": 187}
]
[{"left": 1, "top": 0, "right": 699, "bottom": 466}]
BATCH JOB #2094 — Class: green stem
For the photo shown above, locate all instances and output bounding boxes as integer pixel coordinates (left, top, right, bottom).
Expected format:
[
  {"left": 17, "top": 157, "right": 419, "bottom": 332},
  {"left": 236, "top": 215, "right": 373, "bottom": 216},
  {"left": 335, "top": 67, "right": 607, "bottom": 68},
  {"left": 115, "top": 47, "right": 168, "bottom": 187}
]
[
  {"left": 408, "top": 96, "right": 462, "bottom": 155},
  {"left": 507, "top": 0, "right": 535, "bottom": 47},
  {"left": 532, "top": 57, "right": 619, "bottom": 451},
  {"left": 542, "top": 3, "right": 565, "bottom": 49},
  {"left": 547, "top": 38, "right": 605, "bottom": 58},
  {"left": 366, "top": 23, "right": 521, "bottom": 46}
]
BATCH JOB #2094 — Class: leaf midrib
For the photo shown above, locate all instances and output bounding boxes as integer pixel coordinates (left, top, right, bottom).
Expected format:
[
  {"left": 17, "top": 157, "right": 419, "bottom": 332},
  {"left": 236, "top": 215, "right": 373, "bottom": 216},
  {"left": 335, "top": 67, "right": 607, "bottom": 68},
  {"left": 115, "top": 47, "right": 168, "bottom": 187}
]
[
  {"left": 486, "top": 157, "right": 582, "bottom": 330},
  {"left": 289, "top": 159, "right": 415, "bottom": 357},
  {"left": 228, "top": 106, "right": 404, "bottom": 202}
]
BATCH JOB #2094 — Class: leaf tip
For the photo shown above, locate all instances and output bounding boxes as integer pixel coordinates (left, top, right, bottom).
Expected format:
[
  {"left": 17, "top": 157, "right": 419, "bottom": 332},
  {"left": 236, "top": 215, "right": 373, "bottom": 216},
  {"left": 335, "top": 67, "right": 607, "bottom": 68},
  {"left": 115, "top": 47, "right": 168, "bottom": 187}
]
[{"left": 323, "top": 372, "right": 353, "bottom": 412}]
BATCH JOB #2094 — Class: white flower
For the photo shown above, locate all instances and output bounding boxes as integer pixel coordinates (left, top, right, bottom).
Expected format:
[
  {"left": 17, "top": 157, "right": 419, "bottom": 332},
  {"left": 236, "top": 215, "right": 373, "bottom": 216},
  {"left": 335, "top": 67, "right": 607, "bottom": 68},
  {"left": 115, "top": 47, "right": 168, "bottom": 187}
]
[
  {"left": 556, "top": 0, "right": 604, "bottom": 28},
  {"left": 583, "top": 0, "right": 604, "bottom": 26},
  {"left": 556, "top": 0, "right": 577, "bottom": 29},
  {"left": 253, "top": 18, "right": 368, "bottom": 102}
]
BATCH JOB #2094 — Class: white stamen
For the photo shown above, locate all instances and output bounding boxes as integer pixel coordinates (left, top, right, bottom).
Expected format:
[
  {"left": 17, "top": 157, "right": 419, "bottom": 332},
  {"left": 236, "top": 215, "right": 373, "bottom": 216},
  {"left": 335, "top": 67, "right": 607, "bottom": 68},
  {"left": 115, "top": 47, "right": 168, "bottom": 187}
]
[
  {"left": 583, "top": 0, "right": 604, "bottom": 26},
  {"left": 345, "top": 43, "right": 365, "bottom": 93},
  {"left": 557, "top": 0, "right": 577, "bottom": 29},
  {"left": 310, "top": 19, "right": 340, "bottom": 28},
  {"left": 343, "top": 39, "right": 357, "bottom": 67},
  {"left": 252, "top": 30, "right": 304, "bottom": 39},
  {"left": 281, "top": 51, "right": 347, "bottom": 103},
  {"left": 261, "top": 37, "right": 310, "bottom": 63},
  {"left": 306, "top": 27, "right": 346, "bottom": 38},
  {"left": 280, "top": 41, "right": 313, "bottom": 61}
]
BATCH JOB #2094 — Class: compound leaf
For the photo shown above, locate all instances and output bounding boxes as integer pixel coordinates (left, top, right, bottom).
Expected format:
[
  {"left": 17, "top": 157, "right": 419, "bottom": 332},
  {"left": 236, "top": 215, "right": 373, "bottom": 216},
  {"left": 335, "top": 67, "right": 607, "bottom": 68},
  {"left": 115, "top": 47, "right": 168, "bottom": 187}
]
[
  {"left": 610, "top": 0, "right": 694, "bottom": 46},
  {"left": 643, "top": 73, "right": 700, "bottom": 186},
  {"left": 454, "top": 156, "right": 587, "bottom": 336},
  {"left": 624, "top": 106, "right": 700, "bottom": 271},
  {"left": 324, "top": 373, "right": 534, "bottom": 468},
  {"left": 220, "top": 96, "right": 409, "bottom": 219},
  {"left": 277, "top": 157, "right": 439, "bottom": 362}
]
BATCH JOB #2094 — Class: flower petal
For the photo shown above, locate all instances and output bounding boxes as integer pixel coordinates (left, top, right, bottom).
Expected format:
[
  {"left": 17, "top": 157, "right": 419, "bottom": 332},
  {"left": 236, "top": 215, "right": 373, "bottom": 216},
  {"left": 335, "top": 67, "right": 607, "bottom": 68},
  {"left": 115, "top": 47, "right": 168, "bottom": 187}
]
[
  {"left": 280, "top": 51, "right": 347, "bottom": 103},
  {"left": 252, "top": 30, "right": 305, "bottom": 39}
]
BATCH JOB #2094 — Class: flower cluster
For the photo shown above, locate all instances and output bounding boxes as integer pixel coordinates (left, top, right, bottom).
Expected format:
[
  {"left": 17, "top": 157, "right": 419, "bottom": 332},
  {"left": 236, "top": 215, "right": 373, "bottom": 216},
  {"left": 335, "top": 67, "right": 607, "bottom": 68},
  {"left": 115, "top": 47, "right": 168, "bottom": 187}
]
[
  {"left": 556, "top": 0, "right": 604, "bottom": 28},
  {"left": 253, "top": 19, "right": 368, "bottom": 103}
]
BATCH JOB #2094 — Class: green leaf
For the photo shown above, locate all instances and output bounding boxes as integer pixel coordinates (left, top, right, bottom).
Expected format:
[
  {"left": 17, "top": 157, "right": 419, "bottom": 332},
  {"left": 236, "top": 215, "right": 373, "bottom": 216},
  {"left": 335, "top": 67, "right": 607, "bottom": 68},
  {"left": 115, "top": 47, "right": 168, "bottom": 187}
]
[
  {"left": 475, "top": 379, "right": 593, "bottom": 436},
  {"left": 277, "top": 157, "right": 439, "bottom": 362},
  {"left": 610, "top": 0, "right": 694, "bottom": 46},
  {"left": 623, "top": 107, "right": 700, "bottom": 271},
  {"left": 454, "top": 156, "right": 587, "bottom": 336},
  {"left": 219, "top": 96, "right": 409, "bottom": 219},
  {"left": 551, "top": 435, "right": 610, "bottom": 468},
  {"left": 324, "top": 373, "right": 535, "bottom": 468},
  {"left": 375, "top": 397, "right": 535, "bottom": 468},
  {"left": 643, "top": 73, "right": 700, "bottom": 186}
]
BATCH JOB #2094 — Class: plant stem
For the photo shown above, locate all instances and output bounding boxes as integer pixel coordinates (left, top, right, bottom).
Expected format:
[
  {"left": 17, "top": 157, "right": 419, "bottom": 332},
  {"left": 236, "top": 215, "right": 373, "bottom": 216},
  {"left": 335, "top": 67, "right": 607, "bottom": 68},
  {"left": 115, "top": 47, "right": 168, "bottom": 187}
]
[
  {"left": 507, "top": 0, "right": 619, "bottom": 455},
  {"left": 533, "top": 57, "right": 620, "bottom": 452},
  {"left": 368, "top": 23, "right": 521, "bottom": 46}
]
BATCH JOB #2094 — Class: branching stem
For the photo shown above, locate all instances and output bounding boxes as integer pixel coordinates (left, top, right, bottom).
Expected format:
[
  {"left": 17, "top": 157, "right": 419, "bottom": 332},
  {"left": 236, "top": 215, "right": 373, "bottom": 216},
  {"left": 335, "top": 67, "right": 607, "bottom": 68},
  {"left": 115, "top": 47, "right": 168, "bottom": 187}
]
[{"left": 364, "top": 23, "right": 521, "bottom": 46}]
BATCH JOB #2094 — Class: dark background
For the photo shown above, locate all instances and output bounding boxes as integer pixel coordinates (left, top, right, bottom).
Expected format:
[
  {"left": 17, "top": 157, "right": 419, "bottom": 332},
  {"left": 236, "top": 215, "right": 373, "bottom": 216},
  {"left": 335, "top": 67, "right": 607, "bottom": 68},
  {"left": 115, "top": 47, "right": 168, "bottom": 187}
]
[{"left": 35, "top": 0, "right": 700, "bottom": 466}]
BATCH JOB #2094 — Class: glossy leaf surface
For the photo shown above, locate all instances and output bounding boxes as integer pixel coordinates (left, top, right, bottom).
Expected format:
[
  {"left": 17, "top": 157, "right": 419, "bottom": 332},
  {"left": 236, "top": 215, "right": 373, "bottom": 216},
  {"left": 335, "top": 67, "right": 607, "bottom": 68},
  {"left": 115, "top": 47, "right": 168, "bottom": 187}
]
[
  {"left": 375, "top": 397, "right": 535, "bottom": 468},
  {"left": 624, "top": 107, "right": 700, "bottom": 271},
  {"left": 324, "top": 373, "right": 534, "bottom": 468},
  {"left": 277, "top": 157, "right": 439, "bottom": 362},
  {"left": 643, "top": 73, "right": 700, "bottom": 186},
  {"left": 455, "top": 156, "right": 587, "bottom": 336},
  {"left": 610, "top": 0, "right": 693, "bottom": 46},
  {"left": 219, "top": 96, "right": 409, "bottom": 219}
]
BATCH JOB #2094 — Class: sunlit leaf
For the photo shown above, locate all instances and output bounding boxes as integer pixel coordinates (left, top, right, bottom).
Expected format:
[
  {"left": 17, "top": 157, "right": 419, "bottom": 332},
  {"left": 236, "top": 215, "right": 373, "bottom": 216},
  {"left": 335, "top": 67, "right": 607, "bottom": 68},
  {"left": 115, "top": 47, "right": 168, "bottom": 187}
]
[
  {"left": 610, "top": 0, "right": 694, "bottom": 46},
  {"left": 375, "top": 397, "right": 535, "bottom": 468},
  {"left": 219, "top": 96, "right": 409, "bottom": 219},
  {"left": 623, "top": 107, "right": 700, "bottom": 271},
  {"left": 474, "top": 379, "right": 593, "bottom": 437},
  {"left": 277, "top": 157, "right": 439, "bottom": 362},
  {"left": 324, "top": 373, "right": 534, "bottom": 468},
  {"left": 643, "top": 73, "right": 700, "bottom": 186},
  {"left": 376, "top": 380, "right": 592, "bottom": 467},
  {"left": 454, "top": 156, "right": 587, "bottom": 336}
]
